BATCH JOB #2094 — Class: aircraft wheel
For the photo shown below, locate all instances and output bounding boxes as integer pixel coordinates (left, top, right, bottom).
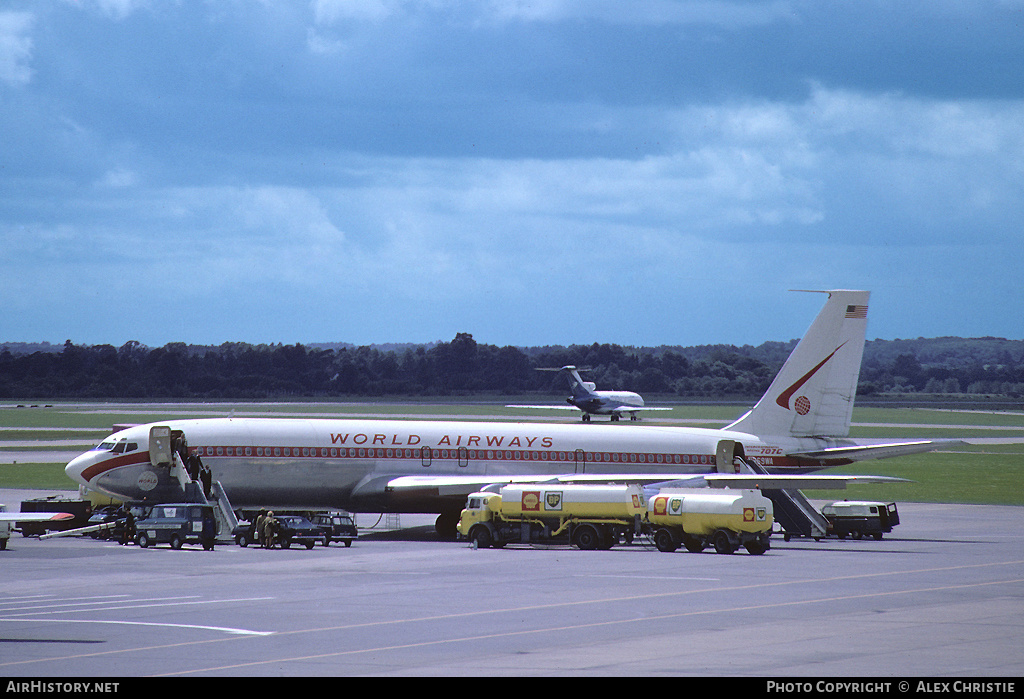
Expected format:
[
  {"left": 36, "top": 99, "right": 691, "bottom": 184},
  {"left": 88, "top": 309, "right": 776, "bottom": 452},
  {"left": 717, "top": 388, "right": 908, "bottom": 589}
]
[{"left": 435, "top": 512, "right": 459, "bottom": 540}]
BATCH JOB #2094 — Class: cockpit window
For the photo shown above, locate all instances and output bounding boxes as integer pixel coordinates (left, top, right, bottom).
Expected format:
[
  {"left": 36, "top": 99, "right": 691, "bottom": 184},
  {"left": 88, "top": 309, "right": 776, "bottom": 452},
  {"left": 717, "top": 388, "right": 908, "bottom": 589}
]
[
  {"left": 94, "top": 441, "right": 117, "bottom": 452},
  {"left": 112, "top": 441, "right": 126, "bottom": 454}
]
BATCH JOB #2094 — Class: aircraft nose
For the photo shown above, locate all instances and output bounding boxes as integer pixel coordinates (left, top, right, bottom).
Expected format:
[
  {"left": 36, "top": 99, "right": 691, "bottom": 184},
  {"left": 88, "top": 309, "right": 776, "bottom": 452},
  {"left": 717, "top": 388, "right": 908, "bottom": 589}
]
[{"left": 65, "top": 451, "right": 96, "bottom": 487}]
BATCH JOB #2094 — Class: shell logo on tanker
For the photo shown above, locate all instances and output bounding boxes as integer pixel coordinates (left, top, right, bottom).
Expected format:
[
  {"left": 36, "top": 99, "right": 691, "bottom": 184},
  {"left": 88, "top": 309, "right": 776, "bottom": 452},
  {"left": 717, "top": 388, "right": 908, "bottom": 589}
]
[
  {"left": 653, "top": 497, "right": 668, "bottom": 515},
  {"left": 744, "top": 508, "right": 768, "bottom": 522},
  {"left": 522, "top": 491, "right": 541, "bottom": 511}
]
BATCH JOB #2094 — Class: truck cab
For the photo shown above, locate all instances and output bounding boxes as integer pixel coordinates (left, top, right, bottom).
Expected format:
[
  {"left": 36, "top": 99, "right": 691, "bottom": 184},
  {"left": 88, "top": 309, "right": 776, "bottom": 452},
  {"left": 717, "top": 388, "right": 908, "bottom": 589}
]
[
  {"left": 134, "top": 503, "right": 217, "bottom": 550},
  {"left": 457, "top": 493, "right": 501, "bottom": 541},
  {"left": 820, "top": 500, "right": 899, "bottom": 540}
]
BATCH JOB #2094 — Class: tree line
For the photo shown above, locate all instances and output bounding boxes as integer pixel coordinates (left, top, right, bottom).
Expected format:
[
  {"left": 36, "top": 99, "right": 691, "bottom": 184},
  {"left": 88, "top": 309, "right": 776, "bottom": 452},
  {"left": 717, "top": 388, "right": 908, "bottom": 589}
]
[{"left": 2, "top": 333, "right": 1023, "bottom": 400}]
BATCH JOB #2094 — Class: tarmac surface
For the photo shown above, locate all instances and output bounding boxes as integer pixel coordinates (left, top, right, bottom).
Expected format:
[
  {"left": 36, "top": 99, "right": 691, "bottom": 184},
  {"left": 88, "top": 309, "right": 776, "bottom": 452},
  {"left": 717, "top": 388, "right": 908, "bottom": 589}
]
[{"left": 0, "top": 489, "right": 1022, "bottom": 678}]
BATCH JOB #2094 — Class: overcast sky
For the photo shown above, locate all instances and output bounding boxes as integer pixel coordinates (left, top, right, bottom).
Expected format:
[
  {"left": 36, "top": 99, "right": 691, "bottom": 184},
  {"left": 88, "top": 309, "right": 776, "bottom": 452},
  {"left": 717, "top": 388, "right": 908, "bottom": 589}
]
[{"left": 2, "top": 1, "right": 1022, "bottom": 350}]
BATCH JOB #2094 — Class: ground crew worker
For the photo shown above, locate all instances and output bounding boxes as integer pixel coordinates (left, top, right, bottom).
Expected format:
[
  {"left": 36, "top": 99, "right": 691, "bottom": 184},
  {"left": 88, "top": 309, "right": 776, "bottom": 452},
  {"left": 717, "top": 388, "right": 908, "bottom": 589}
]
[
  {"left": 120, "top": 508, "right": 135, "bottom": 546},
  {"left": 262, "top": 511, "right": 276, "bottom": 548},
  {"left": 255, "top": 509, "right": 267, "bottom": 548}
]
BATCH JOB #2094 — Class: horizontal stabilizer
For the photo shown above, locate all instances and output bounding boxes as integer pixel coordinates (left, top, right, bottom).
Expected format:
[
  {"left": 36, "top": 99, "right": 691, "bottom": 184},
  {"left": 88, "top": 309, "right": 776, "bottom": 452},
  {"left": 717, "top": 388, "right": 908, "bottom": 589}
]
[
  {"left": 704, "top": 474, "right": 911, "bottom": 490},
  {"left": 787, "top": 439, "right": 965, "bottom": 462}
]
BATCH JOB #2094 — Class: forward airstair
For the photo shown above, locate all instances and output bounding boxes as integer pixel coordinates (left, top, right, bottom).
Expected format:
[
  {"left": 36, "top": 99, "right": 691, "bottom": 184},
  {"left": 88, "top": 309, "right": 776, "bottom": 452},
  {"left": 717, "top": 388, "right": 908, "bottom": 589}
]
[{"left": 172, "top": 452, "right": 238, "bottom": 541}]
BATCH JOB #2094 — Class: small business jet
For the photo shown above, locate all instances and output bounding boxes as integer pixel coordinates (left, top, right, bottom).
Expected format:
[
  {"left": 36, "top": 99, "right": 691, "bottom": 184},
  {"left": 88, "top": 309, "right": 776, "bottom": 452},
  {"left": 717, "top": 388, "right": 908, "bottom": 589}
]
[
  {"left": 64, "top": 290, "right": 957, "bottom": 536},
  {"left": 507, "top": 366, "right": 674, "bottom": 421}
]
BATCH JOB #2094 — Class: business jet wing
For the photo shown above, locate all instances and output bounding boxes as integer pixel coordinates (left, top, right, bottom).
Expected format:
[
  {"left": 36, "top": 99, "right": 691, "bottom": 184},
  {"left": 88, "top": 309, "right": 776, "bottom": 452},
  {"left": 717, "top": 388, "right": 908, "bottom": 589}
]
[
  {"left": 0, "top": 511, "right": 75, "bottom": 522},
  {"left": 787, "top": 439, "right": 966, "bottom": 463},
  {"left": 503, "top": 405, "right": 671, "bottom": 409}
]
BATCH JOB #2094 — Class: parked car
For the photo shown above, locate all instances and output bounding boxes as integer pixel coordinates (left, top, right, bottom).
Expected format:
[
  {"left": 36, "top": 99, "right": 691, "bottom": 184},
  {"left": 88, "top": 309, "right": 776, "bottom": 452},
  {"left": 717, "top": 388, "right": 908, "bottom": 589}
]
[
  {"left": 86, "top": 506, "right": 123, "bottom": 539},
  {"left": 310, "top": 511, "right": 358, "bottom": 547},
  {"left": 273, "top": 515, "right": 327, "bottom": 549}
]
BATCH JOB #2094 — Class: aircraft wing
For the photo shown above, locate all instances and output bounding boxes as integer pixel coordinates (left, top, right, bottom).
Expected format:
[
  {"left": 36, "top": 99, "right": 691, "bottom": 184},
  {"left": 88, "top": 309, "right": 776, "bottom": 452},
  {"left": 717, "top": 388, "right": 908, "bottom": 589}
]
[
  {"left": 504, "top": 404, "right": 580, "bottom": 410},
  {"left": 0, "top": 512, "right": 75, "bottom": 522},
  {"left": 609, "top": 406, "right": 673, "bottom": 412},
  {"left": 787, "top": 439, "right": 965, "bottom": 462},
  {"left": 382, "top": 472, "right": 909, "bottom": 498}
]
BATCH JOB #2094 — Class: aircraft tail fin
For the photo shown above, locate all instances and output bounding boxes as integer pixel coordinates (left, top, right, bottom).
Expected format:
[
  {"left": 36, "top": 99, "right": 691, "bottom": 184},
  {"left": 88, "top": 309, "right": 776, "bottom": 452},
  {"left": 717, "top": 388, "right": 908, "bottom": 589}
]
[
  {"left": 726, "top": 290, "right": 869, "bottom": 439},
  {"left": 558, "top": 366, "right": 595, "bottom": 399}
]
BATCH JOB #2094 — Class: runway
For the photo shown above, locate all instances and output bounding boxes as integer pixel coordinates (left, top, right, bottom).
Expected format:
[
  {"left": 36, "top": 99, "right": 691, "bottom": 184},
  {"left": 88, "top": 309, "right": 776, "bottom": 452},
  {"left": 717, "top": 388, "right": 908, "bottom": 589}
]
[{"left": 0, "top": 494, "right": 1021, "bottom": 678}]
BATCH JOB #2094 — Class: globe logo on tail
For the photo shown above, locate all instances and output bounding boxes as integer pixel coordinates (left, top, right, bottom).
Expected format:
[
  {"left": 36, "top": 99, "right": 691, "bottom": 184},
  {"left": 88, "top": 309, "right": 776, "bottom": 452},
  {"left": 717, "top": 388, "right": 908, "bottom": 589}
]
[{"left": 794, "top": 395, "right": 811, "bottom": 415}]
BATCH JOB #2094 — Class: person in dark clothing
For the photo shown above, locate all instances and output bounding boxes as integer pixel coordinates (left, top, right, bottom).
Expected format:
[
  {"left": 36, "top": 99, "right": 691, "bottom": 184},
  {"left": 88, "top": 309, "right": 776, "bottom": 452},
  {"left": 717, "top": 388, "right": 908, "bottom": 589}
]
[
  {"left": 200, "top": 461, "right": 212, "bottom": 498},
  {"left": 120, "top": 508, "right": 136, "bottom": 546}
]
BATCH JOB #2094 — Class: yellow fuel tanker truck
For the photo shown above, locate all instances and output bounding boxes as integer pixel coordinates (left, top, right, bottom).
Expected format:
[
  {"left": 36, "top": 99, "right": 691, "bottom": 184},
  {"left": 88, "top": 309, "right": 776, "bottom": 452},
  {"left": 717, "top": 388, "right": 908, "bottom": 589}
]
[
  {"left": 457, "top": 484, "right": 646, "bottom": 550},
  {"left": 646, "top": 488, "right": 773, "bottom": 555}
]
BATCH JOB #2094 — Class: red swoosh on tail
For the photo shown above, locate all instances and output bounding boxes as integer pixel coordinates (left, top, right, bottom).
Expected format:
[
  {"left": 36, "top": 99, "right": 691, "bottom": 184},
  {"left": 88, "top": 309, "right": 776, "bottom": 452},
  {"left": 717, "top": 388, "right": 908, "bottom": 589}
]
[{"left": 775, "top": 341, "right": 847, "bottom": 410}]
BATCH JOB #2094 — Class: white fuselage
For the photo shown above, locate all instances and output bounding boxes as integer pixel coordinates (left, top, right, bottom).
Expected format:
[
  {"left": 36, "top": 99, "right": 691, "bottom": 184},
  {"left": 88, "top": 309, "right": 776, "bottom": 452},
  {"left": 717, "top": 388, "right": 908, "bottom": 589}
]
[{"left": 65, "top": 417, "right": 820, "bottom": 513}]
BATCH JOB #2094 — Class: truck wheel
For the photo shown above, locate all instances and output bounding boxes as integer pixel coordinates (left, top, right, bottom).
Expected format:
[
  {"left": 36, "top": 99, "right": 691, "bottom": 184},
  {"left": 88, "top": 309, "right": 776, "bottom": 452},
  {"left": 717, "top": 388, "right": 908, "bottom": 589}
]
[
  {"left": 305, "top": 540, "right": 315, "bottom": 549},
  {"left": 573, "top": 525, "right": 600, "bottom": 550},
  {"left": 744, "top": 539, "right": 767, "bottom": 555},
  {"left": 682, "top": 535, "right": 704, "bottom": 553},
  {"left": 470, "top": 525, "right": 492, "bottom": 549},
  {"left": 170, "top": 534, "right": 182, "bottom": 550},
  {"left": 136, "top": 532, "right": 149, "bottom": 548},
  {"left": 654, "top": 528, "right": 678, "bottom": 553},
  {"left": 713, "top": 530, "right": 736, "bottom": 555},
  {"left": 236, "top": 533, "right": 249, "bottom": 547}
]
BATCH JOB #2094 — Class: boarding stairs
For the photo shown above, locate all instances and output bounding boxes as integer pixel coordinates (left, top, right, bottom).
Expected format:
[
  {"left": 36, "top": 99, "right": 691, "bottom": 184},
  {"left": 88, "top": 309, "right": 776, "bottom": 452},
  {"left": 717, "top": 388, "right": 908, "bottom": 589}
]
[
  {"left": 171, "top": 453, "right": 239, "bottom": 541},
  {"left": 733, "top": 454, "right": 829, "bottom": 540}
]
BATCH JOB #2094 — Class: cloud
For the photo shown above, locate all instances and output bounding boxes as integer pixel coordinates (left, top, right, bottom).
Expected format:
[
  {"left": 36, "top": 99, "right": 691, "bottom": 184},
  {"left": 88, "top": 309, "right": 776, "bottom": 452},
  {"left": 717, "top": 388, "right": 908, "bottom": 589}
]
[{"left": 0, "top": 11, "right": 33, "bottom": 86}]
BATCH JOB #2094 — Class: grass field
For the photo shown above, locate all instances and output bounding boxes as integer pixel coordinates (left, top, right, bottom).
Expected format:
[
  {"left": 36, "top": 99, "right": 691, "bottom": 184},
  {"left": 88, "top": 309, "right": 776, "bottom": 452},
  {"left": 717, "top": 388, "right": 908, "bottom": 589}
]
[{"left": 1, "top": 400, "right": 1022, "bottom": 505}]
